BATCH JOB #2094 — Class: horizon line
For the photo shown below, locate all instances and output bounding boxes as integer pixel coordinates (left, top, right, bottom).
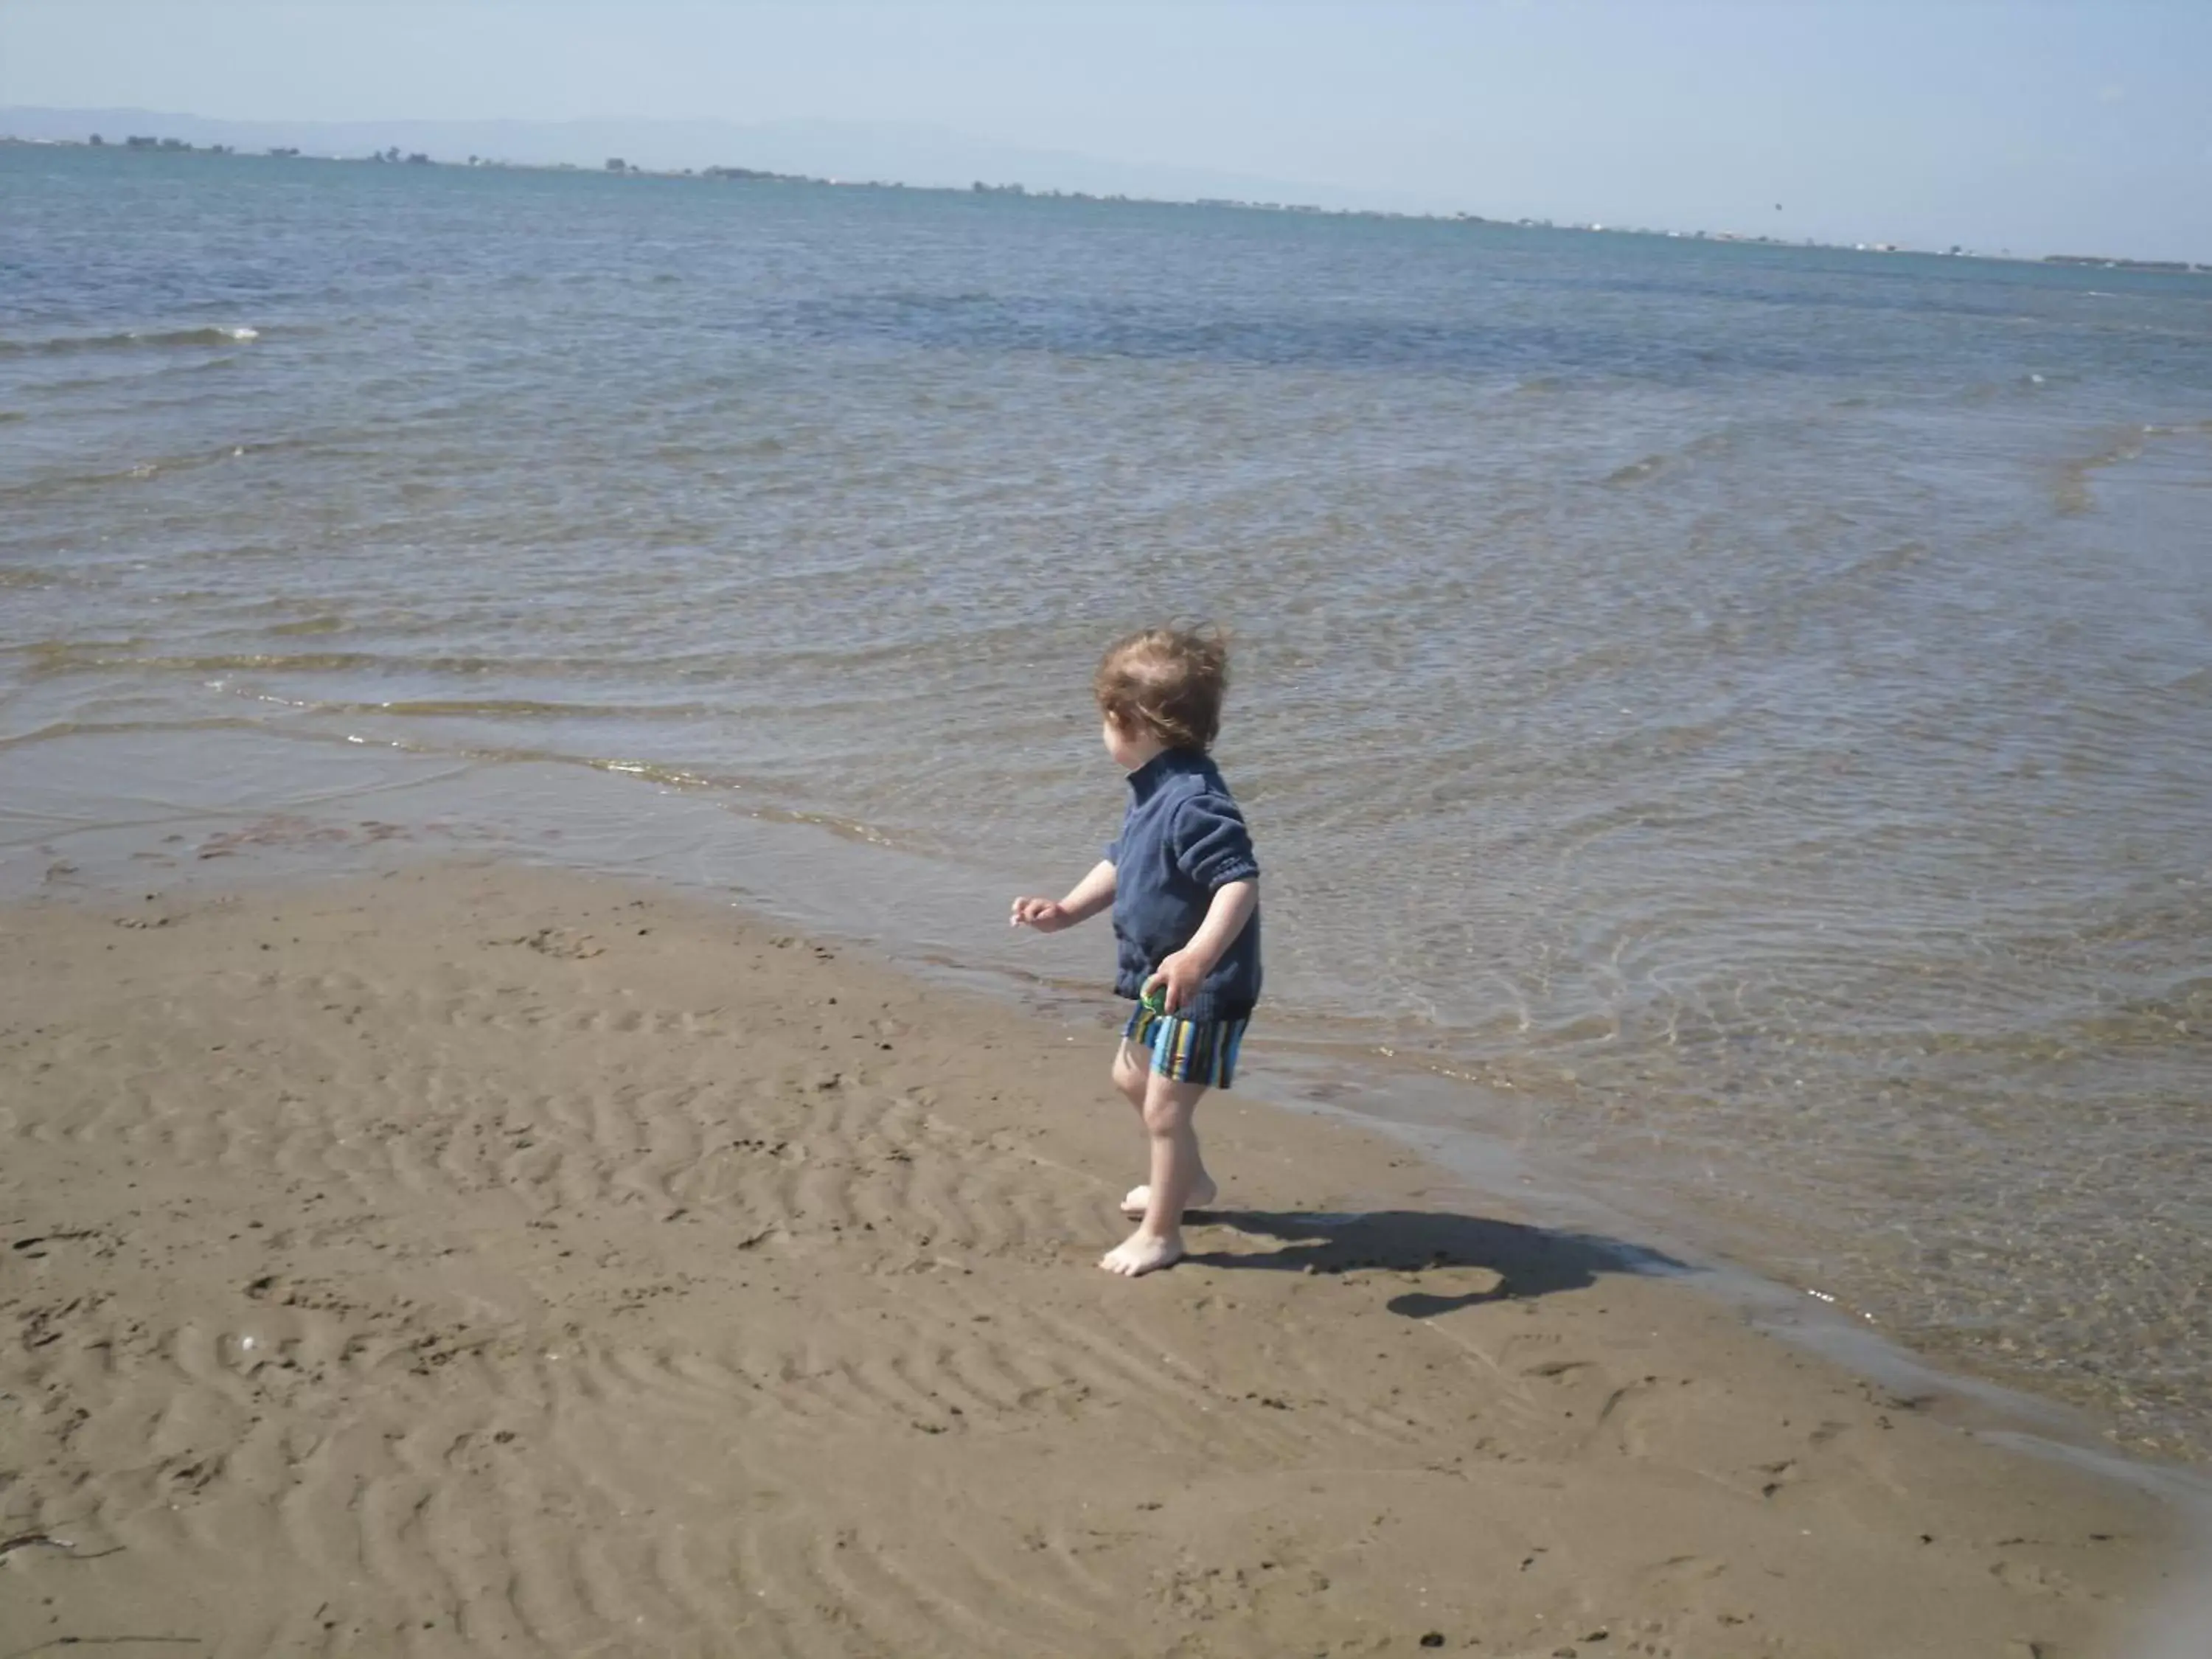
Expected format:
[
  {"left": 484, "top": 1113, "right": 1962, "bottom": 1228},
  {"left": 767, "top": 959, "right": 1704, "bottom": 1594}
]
[{"left": 4, "top": 102, "right": 2205, "bottom": 268}]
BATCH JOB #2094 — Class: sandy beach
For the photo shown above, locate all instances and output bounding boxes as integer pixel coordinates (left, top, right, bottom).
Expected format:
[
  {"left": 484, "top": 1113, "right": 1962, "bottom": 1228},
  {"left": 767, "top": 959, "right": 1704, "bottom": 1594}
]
[{"left": 0, "top": 860, "right": 2191, "bottom": 1657}]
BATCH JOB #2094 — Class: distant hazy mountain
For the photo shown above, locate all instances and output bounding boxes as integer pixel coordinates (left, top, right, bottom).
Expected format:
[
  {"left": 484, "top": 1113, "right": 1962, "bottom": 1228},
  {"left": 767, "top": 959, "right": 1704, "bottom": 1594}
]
[{"left": 0, "top": 106, "right": 1435, "bottom": 212}]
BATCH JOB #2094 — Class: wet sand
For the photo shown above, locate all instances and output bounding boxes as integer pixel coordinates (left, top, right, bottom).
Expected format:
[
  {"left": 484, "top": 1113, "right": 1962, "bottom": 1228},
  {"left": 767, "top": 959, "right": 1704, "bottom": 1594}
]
[{"left": 0, "top": 862, "right": 2189, "bottom": 1657}]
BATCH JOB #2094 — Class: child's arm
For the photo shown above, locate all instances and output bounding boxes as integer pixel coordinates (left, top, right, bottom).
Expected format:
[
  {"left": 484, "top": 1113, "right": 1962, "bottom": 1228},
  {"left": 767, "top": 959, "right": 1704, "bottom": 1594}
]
[
  {"left": 1010, "top": 859, "right": 1117, "bottom": 933},
  {"left": 1145, "top": 878, "right": 1257, "bottom": 1012}
]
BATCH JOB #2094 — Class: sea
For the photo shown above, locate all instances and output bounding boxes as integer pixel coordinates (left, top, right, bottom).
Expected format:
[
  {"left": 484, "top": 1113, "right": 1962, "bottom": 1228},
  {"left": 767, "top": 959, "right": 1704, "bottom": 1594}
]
[{"left": 4, "top": 142, "right": 2208, "bottom": 1464}]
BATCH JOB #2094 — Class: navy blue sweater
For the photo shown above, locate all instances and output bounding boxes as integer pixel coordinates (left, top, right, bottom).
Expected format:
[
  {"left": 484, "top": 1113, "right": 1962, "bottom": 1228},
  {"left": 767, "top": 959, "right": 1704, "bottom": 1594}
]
[{"left": 1105, "top": 749, "right": 1262, "bottom": 1022}]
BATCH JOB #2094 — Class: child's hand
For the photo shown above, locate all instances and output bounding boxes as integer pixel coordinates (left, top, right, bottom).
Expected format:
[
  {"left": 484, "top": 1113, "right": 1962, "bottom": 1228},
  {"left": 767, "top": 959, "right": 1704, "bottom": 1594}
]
[
  {"left": 1010, "top": 897, "right": 1074, "bottom": 933},
  {"left": 1010, "top": 863, "right": 1114, "bottom": 935},
  {"left": 1144, "top": 949, "right": 1209, "bottom": 1014}
]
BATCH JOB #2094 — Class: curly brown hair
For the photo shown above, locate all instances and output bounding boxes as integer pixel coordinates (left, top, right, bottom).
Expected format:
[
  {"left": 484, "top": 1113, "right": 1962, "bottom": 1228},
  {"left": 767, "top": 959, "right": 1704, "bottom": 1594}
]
[{"left": 1093, "top": 626, "right": 1231, "bottom": 754}]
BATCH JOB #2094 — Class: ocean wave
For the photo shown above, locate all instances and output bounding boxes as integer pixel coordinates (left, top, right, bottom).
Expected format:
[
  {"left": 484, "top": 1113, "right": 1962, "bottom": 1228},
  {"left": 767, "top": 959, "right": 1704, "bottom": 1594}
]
[
  {"left": 338, "top": 698, "right": 719, "bottom": 721},
  {"left": 782, "top": 291, "right": 1823, "bottom": 381},
  {"left": 1602, "top": 453, "right": 1668, "bottom": 486},
  {"left": 16, "top": 644, "right": 504, "bottom": 678},
  {"left": 1598, "top": 425, "right": 1742, "bottom": 488},
  {"left": 0, "top": 324, "right": 261, "bottom": 358},
  {"left": 0, "top": 436, "right": 310, "bottom": 503},
  {"left": 2051, "top": 423, "right": 2167, "bottom": 515},
  {"left": 0, "top": 714, "right": 276, "bottom": 754}
]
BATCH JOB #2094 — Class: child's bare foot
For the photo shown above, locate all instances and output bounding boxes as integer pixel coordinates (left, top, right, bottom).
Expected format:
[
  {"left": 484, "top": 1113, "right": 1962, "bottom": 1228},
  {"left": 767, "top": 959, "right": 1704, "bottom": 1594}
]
[
  {"left": 1099, "top": 1229, "right": 1183, "bottom": 1277},
  {"left": 1120, "top": 1176, "right": 1217, "bottom": 1218}
]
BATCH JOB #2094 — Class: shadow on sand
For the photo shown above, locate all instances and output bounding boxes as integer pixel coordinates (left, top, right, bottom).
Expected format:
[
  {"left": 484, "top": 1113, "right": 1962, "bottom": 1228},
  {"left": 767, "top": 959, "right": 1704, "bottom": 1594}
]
[{"left": 1187, "top": 1208, "right": 1689, "bottom": 1318}]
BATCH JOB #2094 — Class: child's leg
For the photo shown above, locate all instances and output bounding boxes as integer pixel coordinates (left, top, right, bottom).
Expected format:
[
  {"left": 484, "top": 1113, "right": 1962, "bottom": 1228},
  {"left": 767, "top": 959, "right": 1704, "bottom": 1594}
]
[
  {"left": 1110, "top": 1040, "right": 1149, "bottom": 1118},
  {"left": 1100, "top": 1072, "right": 1208, "bottom": 1278},
  {"left": 1112, "top": 1043, "right": 1216, "bottom": 1218}
]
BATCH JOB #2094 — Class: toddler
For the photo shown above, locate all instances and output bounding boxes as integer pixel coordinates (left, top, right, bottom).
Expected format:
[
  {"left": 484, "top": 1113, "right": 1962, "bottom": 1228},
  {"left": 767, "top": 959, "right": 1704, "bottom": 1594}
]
[{"left": 1011, "top": 627, "right": 1261, "bottom": 1276}]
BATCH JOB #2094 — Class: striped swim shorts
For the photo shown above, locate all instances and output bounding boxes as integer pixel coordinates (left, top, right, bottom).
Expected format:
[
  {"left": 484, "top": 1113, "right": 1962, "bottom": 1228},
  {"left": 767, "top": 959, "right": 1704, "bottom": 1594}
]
[{"left": 1123, "top": 1004, "right": 1249, "bottom": 1089}]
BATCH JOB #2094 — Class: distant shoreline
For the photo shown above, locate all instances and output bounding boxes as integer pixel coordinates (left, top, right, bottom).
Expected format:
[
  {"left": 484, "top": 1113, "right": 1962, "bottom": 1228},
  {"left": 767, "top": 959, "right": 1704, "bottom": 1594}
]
[{"left": 9, "top": 129, "right": 2207, "bottom": 276}]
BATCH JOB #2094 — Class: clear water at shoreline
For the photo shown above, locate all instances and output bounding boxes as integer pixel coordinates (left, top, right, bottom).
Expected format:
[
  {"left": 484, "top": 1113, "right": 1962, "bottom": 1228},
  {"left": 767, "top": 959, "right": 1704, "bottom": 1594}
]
[{"left": 4, "top": 145, "right": 2209, "bottom": 1459}]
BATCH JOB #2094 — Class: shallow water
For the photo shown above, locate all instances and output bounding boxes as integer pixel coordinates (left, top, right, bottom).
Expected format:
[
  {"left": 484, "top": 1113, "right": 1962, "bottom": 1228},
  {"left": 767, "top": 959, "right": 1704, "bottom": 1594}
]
[{"left": 4, "top": 145, "right": 2209, "bottom": 1458}]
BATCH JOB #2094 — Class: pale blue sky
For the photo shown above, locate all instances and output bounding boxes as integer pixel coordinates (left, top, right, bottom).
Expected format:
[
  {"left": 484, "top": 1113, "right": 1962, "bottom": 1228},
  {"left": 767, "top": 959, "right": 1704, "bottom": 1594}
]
[{"left": 4, "top": 1, "right": 2208, "bottom": 260}]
